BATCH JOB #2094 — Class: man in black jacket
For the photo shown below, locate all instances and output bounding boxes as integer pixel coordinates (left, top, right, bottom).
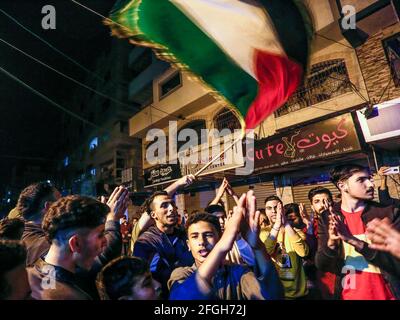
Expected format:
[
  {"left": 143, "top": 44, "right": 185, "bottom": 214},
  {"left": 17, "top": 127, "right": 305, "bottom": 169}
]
[
  {"left": 315, "top": 164, "right": 400, "bottom": 300},
  {"left": 19, "top": 183, "right": 128, "bottom": 298},
  {"left": 133, "top": 191, "right": 194, "bottom": 298},
  {"left": 28, "top": 196, "right": 111, "bottom": 299}
]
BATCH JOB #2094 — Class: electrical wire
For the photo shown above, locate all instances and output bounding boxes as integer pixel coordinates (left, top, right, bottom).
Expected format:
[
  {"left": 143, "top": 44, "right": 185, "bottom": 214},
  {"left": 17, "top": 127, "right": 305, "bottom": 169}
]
[
  {"left": 69, "top": 0, "right": 192, "bottom": 121},
  {"left": 0, "top": 36, "right": 137, "bottom": 110},
  {"left": 0, "top": 8, "right": 130, "bottom": 90},
  {"left": 0, "top": 64, "right": 104, "bottom": 131}
]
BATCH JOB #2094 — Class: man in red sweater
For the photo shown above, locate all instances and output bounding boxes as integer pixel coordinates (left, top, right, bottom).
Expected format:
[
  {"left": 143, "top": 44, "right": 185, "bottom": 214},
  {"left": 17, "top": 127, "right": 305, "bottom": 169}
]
[{"left": 316, "top": 164, "right": 400, "bottom": 300}]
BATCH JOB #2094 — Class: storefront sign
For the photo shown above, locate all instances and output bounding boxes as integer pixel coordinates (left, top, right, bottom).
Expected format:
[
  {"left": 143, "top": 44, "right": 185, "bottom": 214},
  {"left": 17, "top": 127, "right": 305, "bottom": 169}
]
[
  {"left": 144, "top": 163, "right": 183, "bottom": 187},
  {"left": 248, "top": 113, "right": 361, "bottom": 172}
]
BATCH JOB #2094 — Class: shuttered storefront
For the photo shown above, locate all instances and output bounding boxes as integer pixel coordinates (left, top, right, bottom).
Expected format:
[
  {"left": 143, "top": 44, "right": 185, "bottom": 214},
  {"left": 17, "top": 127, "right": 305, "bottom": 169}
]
[
  {"left": 228, "top": 185, "right": 250, "bottom": 209},
  {"left": 292, "top": 182, "right": 338, "bottom": 212},
  {"left": 228, "top": 181, "right": 275, "bottom": 210},
  {"left": 184, "top": 190, "right": 216, "bottom": 212},
  {"left": 252, "top": 182, "right": 276, "bottom": 209}
]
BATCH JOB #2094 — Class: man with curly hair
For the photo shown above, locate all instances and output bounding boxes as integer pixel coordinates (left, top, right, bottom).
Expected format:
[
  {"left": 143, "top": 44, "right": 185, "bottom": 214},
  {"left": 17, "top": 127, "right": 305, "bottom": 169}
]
[
  {"left": 27, "top": 195, "right": 110, "bottom": 300},
  {"left": 17, "top": 181, "right": 61, "bottom": 266},
  {"left": 96, "top": 256, "right": 161, "bottom": 300},
  {"left": 0, "top": 240, "right": 31, "bottom": 300}
]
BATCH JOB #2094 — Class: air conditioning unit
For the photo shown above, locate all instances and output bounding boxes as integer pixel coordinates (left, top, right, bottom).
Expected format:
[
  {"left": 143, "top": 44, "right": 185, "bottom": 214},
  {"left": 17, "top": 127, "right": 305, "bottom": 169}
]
[{"left": 356, "top": 98, "right": 400, "bottom": 143}]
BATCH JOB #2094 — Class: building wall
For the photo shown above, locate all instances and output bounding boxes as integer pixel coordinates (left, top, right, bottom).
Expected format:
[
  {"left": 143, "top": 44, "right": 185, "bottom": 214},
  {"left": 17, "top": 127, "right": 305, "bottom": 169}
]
[
  {"left": 356, "top": 23, "right": 400, "bottom": 103},
  {"left": 130, "top": 2, "right": 400, "bottom": 202}
]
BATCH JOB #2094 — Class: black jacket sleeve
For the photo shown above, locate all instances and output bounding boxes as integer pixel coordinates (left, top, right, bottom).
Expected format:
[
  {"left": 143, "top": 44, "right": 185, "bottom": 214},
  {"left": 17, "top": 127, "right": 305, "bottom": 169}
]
[
  {"left": 315, "top": 211, "right": 343, "bottom": 274},
  {"left": 357, "top": 207, "right": 400, "bottom": 277},
  {"left": 378, "top": 188, "right": 400, "bottom": 207}
]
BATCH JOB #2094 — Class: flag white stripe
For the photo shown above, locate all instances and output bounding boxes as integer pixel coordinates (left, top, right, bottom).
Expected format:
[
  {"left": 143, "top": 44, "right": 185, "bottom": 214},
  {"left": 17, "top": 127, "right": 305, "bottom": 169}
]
[{"left": 171, "top": 0, "right": 286, "bottom": 80}]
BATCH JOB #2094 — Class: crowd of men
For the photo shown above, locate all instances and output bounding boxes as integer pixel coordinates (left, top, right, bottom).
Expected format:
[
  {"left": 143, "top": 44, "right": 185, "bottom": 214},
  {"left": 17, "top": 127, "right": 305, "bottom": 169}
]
[{"left": 1, "top": 164, "right": 400, "bottom": 300}]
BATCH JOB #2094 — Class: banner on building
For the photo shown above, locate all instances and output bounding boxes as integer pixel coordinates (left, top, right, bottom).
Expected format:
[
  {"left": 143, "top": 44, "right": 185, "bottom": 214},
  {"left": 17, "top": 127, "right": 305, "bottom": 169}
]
[
  {"left": 248, "top": 113, "right": 362, "bottom": 172},
  {"left": 144, "top": 163, "right": 183, "bottom": 188},
  {"left": 180, "top": 136, "right": 244, "bottom": 177}
]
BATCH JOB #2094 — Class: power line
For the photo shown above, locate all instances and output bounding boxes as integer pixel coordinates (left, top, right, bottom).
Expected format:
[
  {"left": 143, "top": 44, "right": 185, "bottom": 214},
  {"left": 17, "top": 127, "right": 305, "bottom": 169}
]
[
  {"left": 69, "top": 0, "right": 185, "bottom": 121},
  {"left": 70, "top": 0, "right": 113, "bottom": 22},
  {"left": 0, "top": 5, "right": 180, "bottom": 119},
  {"left": 0, "top": 64, "right": 104, "bottom": 131},
  {"left": 315, "top": 32, "right": 354, "bottom": 50},
  {"left": 0, "top": 37, "right": 137, "bottom": 110},
  {"left": 0, "top": 8, "right": 130, "bottom": 91}
]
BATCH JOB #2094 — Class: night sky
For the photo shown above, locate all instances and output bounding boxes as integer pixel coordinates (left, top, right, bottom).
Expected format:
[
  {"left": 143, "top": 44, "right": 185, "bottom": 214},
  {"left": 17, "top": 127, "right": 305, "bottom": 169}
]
[{"left": 0, "top": 0, "right": 116, "bottom": 185}]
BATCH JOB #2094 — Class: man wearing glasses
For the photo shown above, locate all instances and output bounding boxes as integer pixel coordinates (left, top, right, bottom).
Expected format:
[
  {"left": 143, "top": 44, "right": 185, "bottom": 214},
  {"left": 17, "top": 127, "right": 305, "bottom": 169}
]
[{"left": 133, "top": 190, "right": 194, "bottom": 299}]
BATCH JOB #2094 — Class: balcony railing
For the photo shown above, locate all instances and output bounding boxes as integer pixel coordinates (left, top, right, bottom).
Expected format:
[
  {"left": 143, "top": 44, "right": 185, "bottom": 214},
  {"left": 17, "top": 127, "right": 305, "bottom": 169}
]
[
  {"left": 274, "top": 59, "right": 352, "bottom": 117},
  {"left": 214, "top": 108, "right": 241, "bottom": 132}
]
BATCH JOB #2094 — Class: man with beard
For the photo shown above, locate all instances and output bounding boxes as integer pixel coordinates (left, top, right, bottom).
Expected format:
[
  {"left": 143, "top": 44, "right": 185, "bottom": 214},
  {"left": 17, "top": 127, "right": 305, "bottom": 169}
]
[
  {"left": 307, "top": 187, "right": 336, "bottom": 299},
  {"left": 315, "top": 164, "right": 400, "bottom": 300},
  {"left": 133, "top": 191, "right": 194, "bottom": 298},
  {"left": 309, "top": 187, "right": 333, "bottom": 225},
  {"left": 263, "top": 197, "right": 309, "bottom": 299}
]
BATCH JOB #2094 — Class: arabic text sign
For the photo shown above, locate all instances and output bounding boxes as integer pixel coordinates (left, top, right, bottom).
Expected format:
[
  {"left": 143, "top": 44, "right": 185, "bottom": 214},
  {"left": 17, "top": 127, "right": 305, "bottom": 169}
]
[
  {"left": 247, "top": 113, "right": 361, "bottom": 172},
  {"left": 144, "top": 163, "right": 182, "bottom": 187}
]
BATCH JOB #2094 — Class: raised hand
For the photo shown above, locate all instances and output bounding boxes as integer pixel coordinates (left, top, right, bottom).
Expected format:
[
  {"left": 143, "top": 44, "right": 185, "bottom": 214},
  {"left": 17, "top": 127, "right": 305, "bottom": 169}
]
[
  {"left": 331, "top": 214, "right": 353, "bottom": 242},
  {"left": 242, "top": 190, "right": 262, "bottom": 249},
  {"left": 103, "top": 186, "right": 130, "bottom": 221},
  {"left": 377, "top": 166, "right": 391, "bottom": 177},
  {"left": 216, "top": 177, "right": 229, "bottom": 198},
  {"left": 322, "top": 198, "right": 332, "bottom": 213},
  {"left": 327, "top": 211, "right": 340, "bottom": 250},
  {"left": 277, "top": 202, "right": 287, "bottom": 226},
  {"left": 218, "top": 193, "right": 246, "bottom": 252},
  {"left": 367, "top": 218, "right": 400, "bottom": 259},
  {"left": 181, "top": 174, "right": 196, "bottom": 187},
  {"left": 299, "top": 203, "right": 311, "bottom": 228}
]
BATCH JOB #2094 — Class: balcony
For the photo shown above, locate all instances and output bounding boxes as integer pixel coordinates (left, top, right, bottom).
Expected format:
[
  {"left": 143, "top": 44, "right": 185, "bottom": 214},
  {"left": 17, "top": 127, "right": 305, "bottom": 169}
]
[{"left": 275, "top": 59, "right": 352, "bottom": 117}]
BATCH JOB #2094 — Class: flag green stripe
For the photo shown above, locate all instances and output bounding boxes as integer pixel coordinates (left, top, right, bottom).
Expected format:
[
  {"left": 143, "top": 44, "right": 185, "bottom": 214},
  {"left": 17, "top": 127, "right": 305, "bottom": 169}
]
[{"left": 132, "top": 0, "right": 259, "bottom": 120}]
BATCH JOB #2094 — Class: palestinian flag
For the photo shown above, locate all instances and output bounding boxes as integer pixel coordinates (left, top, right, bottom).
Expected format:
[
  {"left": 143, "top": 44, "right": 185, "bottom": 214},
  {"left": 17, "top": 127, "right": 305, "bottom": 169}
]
[{"left": 107, "top": 0, "right": 313, "bottom": 130}]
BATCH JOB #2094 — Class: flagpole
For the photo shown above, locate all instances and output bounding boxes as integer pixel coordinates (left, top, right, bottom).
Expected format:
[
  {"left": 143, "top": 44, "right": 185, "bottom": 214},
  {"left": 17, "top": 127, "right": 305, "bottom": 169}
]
[{"left": 194, "top": 135, "right": 243, "bottom": 177}]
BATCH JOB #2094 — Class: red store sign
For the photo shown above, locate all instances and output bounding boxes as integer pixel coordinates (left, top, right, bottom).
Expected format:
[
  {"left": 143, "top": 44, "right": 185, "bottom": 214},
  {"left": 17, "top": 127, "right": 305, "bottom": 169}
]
[{"left": 247, "top": 113, "right": 362, "bottom": 172}]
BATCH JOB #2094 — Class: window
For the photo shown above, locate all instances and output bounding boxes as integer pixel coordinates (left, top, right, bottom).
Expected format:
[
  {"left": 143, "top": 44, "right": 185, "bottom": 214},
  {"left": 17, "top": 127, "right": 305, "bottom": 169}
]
[
  {"left": 214, "top": 108, "right": 241, "bottom": 133},
  {"left": 275, "top": 59, "right": 352, "bottom": 117},
  {"left": 89, "top": 137, "right": 98, "bottom": 150},
  {"left": 159, "top": 72, "right": 181, "bottom": 99},
  {"left": 383, "top": 33, "right": 400, "bottom": 87}
]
